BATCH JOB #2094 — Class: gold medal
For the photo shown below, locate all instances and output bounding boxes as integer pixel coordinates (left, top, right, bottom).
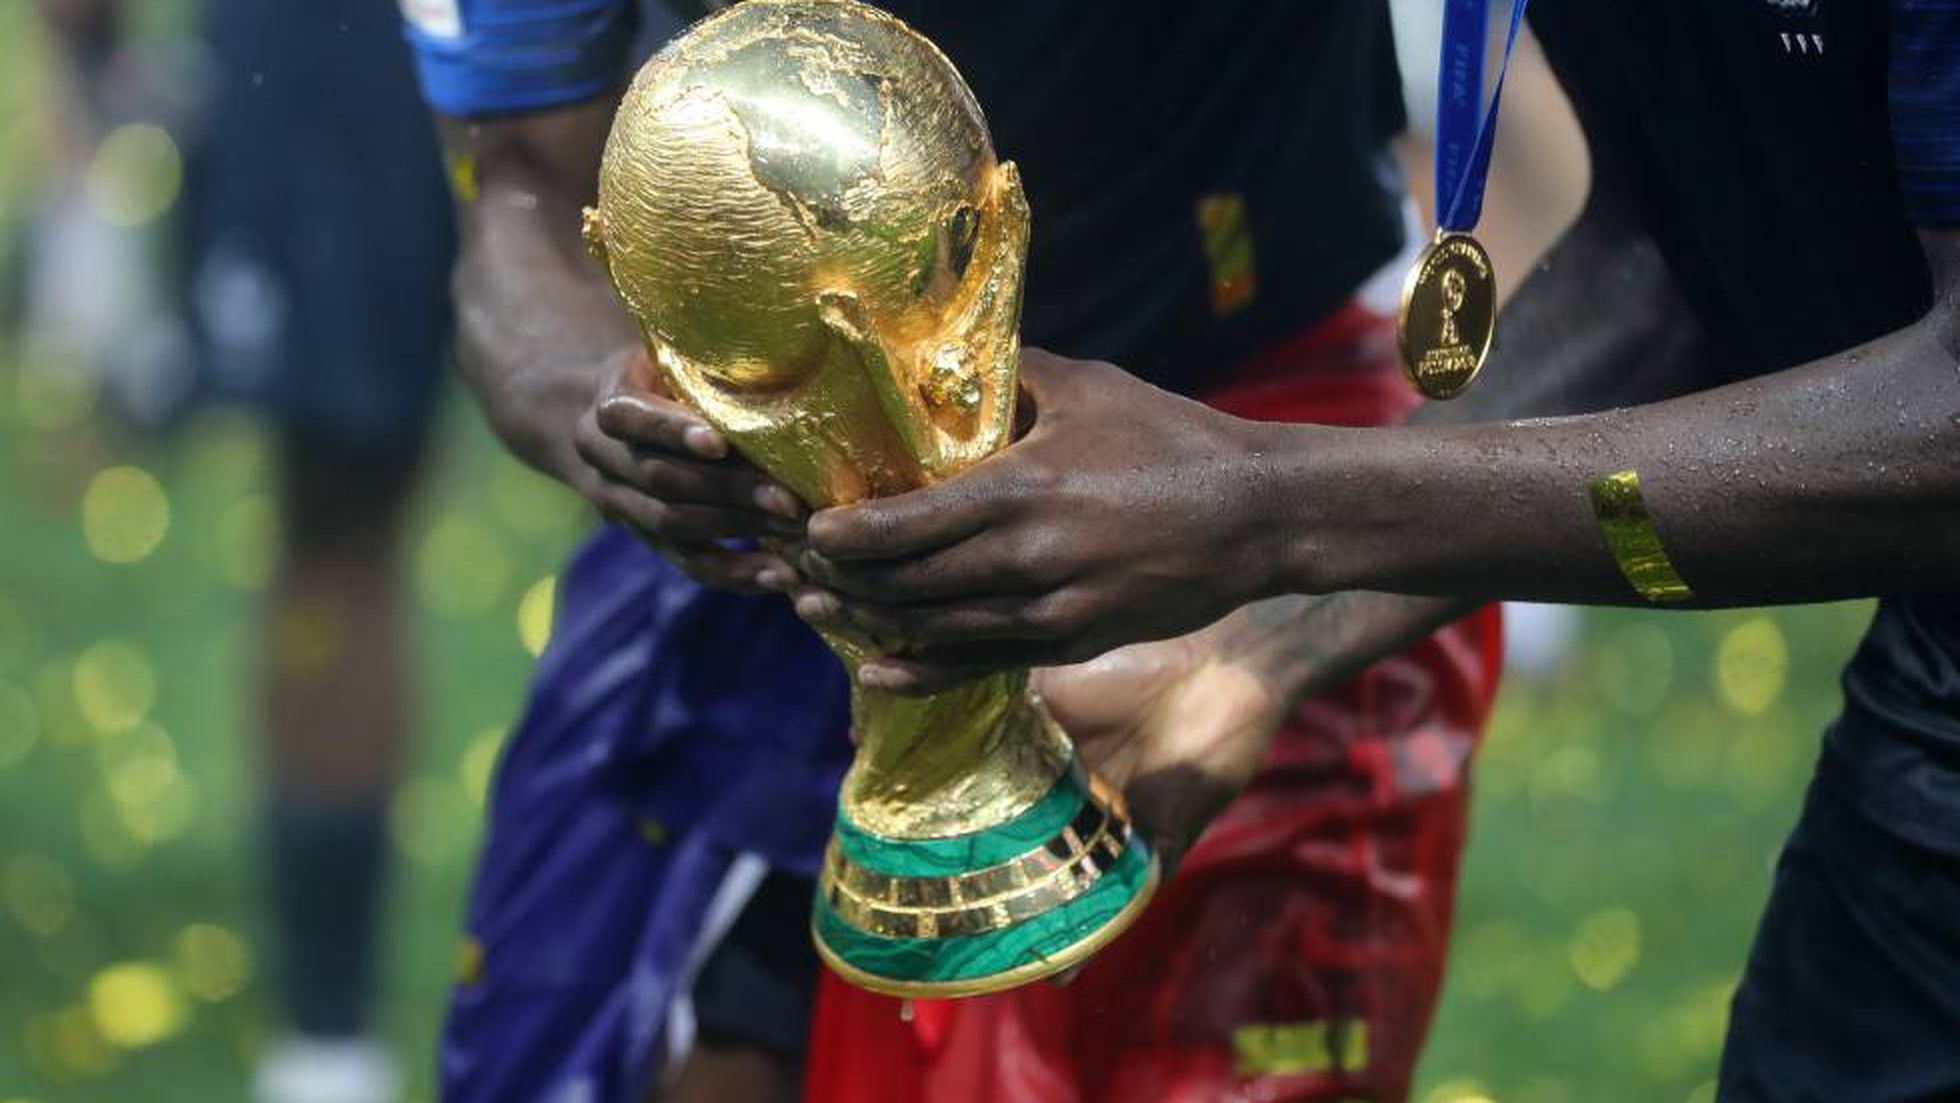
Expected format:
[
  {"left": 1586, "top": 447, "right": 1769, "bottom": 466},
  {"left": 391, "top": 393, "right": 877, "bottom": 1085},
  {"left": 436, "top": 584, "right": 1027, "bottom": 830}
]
[{"left": 1396, "top": 231, "right": 1496, "bottom": 400}]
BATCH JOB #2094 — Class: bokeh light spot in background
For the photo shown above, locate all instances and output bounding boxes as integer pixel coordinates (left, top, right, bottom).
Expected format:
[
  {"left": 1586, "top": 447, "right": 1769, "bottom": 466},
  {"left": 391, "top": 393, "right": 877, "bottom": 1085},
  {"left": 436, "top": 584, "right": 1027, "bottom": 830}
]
[
  {"left": 177, "top": 411, "right": 268, "bottom": 492},
  {"left": 107, "top": 747, "right": 195, "bottom": 845},
  {"left": 392, "top": 776, "right": 476, "bottom": 867},
  {"left": 34, "top": 660, "right": 89, "bottom": 747},
  {"left": 81, "top": 466, "right": 171, "bottom": 564},
  {"left": 84, "top": 123, "right": 183, "bottom": 227},
  {"left": 87, "top": 961, "right": 188, "bottom": 1049},
  {"left": 1637, "top": 978, "right": 1735, "bottom": 1083},
  {"left": 1686, "top": 978, "right": 1738, "bottom": 1053},
  {"left": 72, "top": 639, "right": 157, "bottom": 735},
  {"left": 1511, "top": 1076, "right": 1573, "bottom": 1103},
  {"left": 459, "top": 727, "right": 503, "bottom": 811},
  {"left": 1714, "top": 616, "right": 1787, "bottom": 716},
  {"left": 416, "top": 514, "right": 512, "bottom": 617},
  {"left": 1527, "top": 745, "right": 1601, "bottom": 821},
  {"left": 1568, "top": 906, "right": 1642, "bottom": 992},
  {"left": 213, "top": 494, "right": 274, "bottom": 590},
  {"left": 517, "top": 575, "right": 556, "bottom": 657},
  {"left": 0, "top": 679, "right": 42, "bottom": 767},
  {"left": 12, "top": 353, "right": 101, "bottom": 432},
  {"left": 4, "top": 853, "right": 75, "bottom": 937},
  {"left": 93, "top": 717, "right": 178, "bottom": 773},
  {"left": 93, "top": 721, "right": 182, "bottom": 845},
  {"left": 1595, "top": 623, "right": 1674, "bottom": 717},
  {"left": 24, "top": 1006, "right": 117, "bottom": 1081},
  {"left": 455, "top": 937, "right": 485, "bottom": 986},
  {"left": 1514, "top": 946, "right": 1574, "bottom": 1021},
  {"left": 1423, "top": 1080, "right": 1497, "bottom": 1103},
  {"left": 80, "top": 791, "right": 147, "bottom": 869},
  {"left": 487, "top": 456, "right": 583, "bottom": 536},
  {"left": 172, "top": 923, "right": 253, "bottom": 1003}
]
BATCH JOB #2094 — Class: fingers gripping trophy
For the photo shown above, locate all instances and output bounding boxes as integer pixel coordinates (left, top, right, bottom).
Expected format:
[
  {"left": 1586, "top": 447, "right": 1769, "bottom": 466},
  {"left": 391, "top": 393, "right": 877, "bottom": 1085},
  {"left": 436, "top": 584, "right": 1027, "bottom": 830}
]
[{"left": 582, "top": 0, "right": 1159, "bottom": 997}]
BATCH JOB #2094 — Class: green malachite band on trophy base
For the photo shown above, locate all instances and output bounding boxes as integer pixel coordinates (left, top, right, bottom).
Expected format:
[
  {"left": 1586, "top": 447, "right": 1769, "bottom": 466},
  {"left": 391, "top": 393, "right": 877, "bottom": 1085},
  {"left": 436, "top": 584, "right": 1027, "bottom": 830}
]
[
  {"left": 813, "top": 834, "right": 1155, "bottom": 986},
  {"left": 832, "top": 764, "right": 1087, "bottom": 877}
]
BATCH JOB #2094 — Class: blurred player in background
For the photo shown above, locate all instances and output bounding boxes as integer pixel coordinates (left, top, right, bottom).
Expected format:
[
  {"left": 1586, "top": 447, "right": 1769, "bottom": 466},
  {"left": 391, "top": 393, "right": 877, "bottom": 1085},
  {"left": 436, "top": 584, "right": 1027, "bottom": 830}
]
[{"left": 27, "top": 2, "right": 454, "bottom": 1100}]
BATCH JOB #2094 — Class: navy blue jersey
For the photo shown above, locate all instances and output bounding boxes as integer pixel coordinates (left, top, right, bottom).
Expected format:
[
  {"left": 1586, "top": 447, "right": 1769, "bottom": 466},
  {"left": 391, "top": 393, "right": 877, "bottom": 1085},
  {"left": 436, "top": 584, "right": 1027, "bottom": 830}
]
[{"left": 402, "top": 0, "right": 1409, "bottom": 394}]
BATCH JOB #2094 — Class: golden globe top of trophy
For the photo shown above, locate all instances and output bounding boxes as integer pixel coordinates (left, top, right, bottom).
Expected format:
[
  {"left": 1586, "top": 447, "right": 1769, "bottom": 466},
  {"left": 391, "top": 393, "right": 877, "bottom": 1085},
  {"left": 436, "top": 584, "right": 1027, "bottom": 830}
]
[{"left": 582, "top": 0, "right": 1158, "bottom": 997}]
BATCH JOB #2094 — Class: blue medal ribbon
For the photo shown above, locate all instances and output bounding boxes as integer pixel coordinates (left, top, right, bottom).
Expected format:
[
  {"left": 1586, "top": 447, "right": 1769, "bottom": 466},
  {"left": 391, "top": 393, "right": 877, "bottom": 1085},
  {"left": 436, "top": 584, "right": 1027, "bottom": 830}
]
[{"left": 1434, "top": 0, "right": 1531, "bottom": 234}]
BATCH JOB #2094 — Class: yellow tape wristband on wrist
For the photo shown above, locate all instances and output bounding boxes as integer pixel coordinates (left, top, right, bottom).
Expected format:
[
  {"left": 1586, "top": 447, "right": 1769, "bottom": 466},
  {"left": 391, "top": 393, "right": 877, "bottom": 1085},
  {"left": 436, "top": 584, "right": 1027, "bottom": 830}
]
[{"left": 1589, "top": 469, "right": 1695, "bottom": 604}]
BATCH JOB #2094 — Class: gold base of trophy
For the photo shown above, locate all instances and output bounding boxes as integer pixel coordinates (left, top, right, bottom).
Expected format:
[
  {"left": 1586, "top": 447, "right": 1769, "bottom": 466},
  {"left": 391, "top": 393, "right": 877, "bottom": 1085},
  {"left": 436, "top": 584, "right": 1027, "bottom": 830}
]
[
  {"left": 810, "top": 764, "right": 1161, "bottom": 999},
  {"left": 812, "top": 864, "right": 1160, "bottom": 1000}
]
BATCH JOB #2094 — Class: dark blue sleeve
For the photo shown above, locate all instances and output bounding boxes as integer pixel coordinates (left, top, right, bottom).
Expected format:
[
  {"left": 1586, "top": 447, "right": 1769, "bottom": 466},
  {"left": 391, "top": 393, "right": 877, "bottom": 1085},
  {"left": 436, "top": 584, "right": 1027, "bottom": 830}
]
[
  {"left": 1892, "top": 0, "right": 1960, "bottom": 224},
  {"left": 401, "top": 0, "right": 639, "bottom": 117}
]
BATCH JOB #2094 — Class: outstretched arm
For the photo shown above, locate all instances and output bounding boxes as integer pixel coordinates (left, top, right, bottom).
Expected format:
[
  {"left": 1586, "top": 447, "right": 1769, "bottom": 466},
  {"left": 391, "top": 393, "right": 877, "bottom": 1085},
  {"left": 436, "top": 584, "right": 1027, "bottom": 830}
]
[
  {"left": 1286, "top": 226, "right": 1959, "bottom": 606},
  {"left": 801, "top": 141, "right": 1726, "bottom": 692},
  {"left": 803, "top": 224, "right": 1958, "bottom": 683}
]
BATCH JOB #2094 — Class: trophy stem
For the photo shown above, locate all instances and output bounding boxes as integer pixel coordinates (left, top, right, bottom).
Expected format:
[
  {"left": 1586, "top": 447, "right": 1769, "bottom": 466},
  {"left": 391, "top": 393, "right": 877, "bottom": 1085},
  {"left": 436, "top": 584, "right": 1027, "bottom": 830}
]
[
  {"left": 841, "top": 671, "right": 1070, "bottom": 839},
  {"left": 814, "top": 665, "right": 1161, "bottom": 997}
]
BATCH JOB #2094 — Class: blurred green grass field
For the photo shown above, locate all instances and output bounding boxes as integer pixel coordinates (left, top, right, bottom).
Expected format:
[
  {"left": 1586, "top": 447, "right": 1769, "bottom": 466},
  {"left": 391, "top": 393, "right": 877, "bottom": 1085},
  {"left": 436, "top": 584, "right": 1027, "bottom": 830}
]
[
  {"left": 0, "top": 392, "right": 586, "bottom": 1103},
  {"left": 0, "top": 5, "right": 1878, "bottom": 1101}
]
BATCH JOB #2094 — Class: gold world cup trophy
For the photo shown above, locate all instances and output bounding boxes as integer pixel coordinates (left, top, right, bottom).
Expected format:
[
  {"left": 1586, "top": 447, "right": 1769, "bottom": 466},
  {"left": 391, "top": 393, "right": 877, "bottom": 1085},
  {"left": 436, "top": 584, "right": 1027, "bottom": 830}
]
[{"left": 582, "top": 0, "right": 1159, "bottom": 997}]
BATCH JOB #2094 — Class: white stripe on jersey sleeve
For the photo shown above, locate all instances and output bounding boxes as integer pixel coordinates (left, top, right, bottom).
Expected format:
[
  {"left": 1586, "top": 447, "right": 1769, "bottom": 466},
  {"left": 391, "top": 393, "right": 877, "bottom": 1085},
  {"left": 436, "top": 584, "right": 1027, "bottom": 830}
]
[{"left": 400, "top": 0, "right": 463, "bottom": 39}]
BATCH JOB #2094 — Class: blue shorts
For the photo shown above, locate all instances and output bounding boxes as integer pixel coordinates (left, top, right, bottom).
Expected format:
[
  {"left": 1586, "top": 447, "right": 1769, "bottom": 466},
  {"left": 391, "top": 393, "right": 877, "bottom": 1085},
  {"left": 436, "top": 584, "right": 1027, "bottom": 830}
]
[
  {"left": 440, "top": 527, "right": 851, "bottom": 1102},
  {"left": 183, "top": 0, "right": 455, "bottom": 448}
]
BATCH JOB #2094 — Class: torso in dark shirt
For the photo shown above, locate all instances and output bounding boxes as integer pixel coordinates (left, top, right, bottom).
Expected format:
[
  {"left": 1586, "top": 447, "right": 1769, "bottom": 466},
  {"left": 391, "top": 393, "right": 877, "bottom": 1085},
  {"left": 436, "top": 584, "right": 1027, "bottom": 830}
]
[{"left": 884, "top": 3, "right": 1408, "bottom": 389}]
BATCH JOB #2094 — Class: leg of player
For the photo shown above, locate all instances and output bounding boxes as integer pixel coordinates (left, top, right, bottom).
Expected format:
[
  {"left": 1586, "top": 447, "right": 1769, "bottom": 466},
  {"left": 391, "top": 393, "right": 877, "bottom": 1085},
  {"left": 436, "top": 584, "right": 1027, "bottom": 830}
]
[{"left": 253, "top": 434, "right": 424, "bottom": 1103}]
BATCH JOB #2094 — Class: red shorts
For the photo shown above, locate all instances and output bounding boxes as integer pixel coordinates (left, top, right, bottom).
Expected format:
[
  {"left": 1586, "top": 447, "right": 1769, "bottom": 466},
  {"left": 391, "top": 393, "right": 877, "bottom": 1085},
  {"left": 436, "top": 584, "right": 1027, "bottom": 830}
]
[{"left": 806, "top": 306, "right": 1503, "bottom": 1103}]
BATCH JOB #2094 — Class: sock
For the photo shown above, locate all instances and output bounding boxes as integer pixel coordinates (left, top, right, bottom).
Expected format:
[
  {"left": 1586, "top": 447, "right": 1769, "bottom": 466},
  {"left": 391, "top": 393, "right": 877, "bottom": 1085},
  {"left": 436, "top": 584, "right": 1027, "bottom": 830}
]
[{"left": 263, "top": 793, "right": 391, "bottom": 1037}]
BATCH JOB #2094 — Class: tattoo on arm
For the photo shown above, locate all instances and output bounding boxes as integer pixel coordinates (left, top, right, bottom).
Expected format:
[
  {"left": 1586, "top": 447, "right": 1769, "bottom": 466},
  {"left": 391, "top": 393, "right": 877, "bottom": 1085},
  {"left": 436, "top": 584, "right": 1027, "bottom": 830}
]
[{"left": 1210, "top": 591, "right": 1477, "bottom": 707}]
